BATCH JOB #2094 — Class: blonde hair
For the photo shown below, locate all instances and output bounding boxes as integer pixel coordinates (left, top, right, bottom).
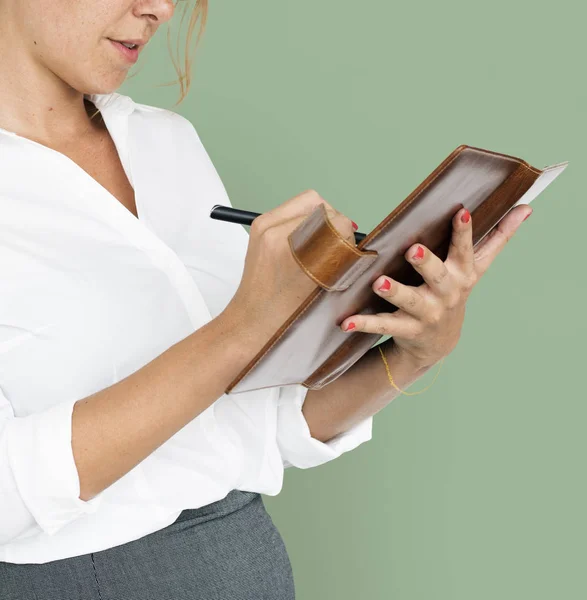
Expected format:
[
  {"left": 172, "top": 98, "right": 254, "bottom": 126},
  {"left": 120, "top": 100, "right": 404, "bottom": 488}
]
[
  {"left": 157, "top": 0, "right": 209, "bottom": 105},
  {"left": 88, "top": 0, "right": 208, "bottom": 120}
]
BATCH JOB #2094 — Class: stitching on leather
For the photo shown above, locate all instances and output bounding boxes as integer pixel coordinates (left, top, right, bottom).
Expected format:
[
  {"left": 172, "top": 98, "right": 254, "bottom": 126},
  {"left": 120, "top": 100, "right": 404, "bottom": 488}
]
[
  {"left": 90, "top": 553, "right": 104, "bottom": 600},
  {"left": 476, "top": 146, "right": 541, "bottom": 175}
]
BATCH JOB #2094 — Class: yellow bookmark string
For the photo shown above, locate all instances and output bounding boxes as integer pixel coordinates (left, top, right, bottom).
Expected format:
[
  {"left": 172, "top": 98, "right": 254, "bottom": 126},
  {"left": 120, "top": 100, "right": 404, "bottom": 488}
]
[{"left": 378, "top": 345, "right": 444, "bottom": 396}]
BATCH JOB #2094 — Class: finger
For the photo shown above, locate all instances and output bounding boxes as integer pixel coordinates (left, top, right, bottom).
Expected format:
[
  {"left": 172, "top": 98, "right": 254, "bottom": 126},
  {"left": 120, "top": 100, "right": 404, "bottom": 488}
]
[
  {"left": 404, "top": 243, "right": 454, "bottom": 298},
  {"left": 447, "top": 207, "right": 474, "bottom": 276},
  {"left": 474, "top": 205, "right": 532, "bottom": 277},
  {"left": 340, "top": 310, "right": 422, "bottom": 339},
  {"left": 328, "top": 211, "right": 357, "bottom": 245},
  {"left": 371, "top": 275, "right": 430, "bottom": 320}
]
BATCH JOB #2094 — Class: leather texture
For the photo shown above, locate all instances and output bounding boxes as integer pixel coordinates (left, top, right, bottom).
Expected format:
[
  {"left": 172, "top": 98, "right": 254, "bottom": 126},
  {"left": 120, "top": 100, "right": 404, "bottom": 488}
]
[{"left": 226, "top": 145, "right": 567, "bottom": 394}]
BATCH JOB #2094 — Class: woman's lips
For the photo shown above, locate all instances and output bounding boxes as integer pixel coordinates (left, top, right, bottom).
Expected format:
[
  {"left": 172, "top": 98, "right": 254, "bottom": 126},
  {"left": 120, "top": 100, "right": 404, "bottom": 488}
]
[{"left": 108, "top": 39, "right": 139, "bottom": 63}]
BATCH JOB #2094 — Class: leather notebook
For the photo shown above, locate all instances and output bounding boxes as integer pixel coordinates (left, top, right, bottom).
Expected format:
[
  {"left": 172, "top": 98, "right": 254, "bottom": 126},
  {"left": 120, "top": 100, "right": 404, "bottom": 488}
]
[{"left": 225, "top": 145, "right": 568, "bottom": 394}]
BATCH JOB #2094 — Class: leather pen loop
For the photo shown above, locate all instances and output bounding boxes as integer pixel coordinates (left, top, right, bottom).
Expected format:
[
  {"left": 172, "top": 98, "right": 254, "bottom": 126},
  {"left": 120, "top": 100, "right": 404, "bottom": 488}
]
[{"left": 288, "top": 204, "right": 379, "bottom": 292}]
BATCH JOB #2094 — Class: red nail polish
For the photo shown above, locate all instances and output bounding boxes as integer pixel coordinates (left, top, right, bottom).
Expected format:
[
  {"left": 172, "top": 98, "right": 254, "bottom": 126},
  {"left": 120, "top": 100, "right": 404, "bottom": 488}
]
[
  {"left": 461, "top": 209, "right": 471, "bottom": 224},
  {"left": 523, "top": 211, "right": 532, "bottom": 221},
  {"left": 412, "top": 246, "right": 424, "bottom": 260},
  {"left": 351, "top": 221, "right": 358, "bottom": 230},
  {"left": 344, "top": 322, "right": 356, "bottom": 331},
  {"left": 378, "top": 278, "right": 391, "bottom": 292}
]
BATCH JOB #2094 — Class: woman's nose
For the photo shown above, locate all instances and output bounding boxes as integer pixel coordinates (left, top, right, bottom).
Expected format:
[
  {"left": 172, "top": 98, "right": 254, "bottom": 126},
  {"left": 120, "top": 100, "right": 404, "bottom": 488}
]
[{"left": 138, "top": 0, "right": 176, "bottom": 25}]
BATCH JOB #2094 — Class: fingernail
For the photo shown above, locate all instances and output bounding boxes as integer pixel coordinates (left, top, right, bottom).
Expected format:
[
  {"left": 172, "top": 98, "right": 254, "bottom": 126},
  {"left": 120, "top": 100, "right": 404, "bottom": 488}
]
[
  {"left": 377, "top": 278, "right": 391, "bottom": 292},
  {"left": 351, "top": 221, "right": 358, "bottom": 230},
  {"left": 461, "top": 209, "right": 471, "bottom": 224},
  {"left": 343, "top": 321, "right": 356, "bottom": 331},
  {"left": 523, "top": 210, "right": 532, "bottom": 222},
  {"left": 412, "top": 246, "right": 424, "bottom": 260}
]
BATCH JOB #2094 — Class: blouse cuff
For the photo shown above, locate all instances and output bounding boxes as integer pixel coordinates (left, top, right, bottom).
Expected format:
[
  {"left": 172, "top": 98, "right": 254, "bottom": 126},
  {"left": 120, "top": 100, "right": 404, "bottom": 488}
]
[
  {"left": 6, "top": 397, "right": 105, "bottom": 536},
  {"left": 276, "top": 383, "right": 373, "bottom": 469}
]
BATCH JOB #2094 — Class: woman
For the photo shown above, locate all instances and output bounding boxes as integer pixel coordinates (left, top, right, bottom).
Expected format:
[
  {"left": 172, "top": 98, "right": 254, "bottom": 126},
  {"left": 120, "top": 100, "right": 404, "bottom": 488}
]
[{"left": 0, "top": 1, "right": 532, "bottom": 598}]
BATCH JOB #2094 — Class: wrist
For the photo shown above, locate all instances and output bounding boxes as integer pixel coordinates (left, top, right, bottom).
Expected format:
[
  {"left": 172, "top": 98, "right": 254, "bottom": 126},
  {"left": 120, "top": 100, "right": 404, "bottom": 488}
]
[
  {"left": 215, "top": 306, "right": 268, "bottom": 360},
  {"left": 384, "top": 339, "right": 438, "bottom": 375}
]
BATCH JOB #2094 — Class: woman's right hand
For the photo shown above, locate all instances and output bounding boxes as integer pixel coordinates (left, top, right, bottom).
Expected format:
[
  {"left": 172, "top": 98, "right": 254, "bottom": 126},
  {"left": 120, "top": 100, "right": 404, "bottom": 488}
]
[{"left": 222, "top": 189, "right": 358, "bottom": 348}]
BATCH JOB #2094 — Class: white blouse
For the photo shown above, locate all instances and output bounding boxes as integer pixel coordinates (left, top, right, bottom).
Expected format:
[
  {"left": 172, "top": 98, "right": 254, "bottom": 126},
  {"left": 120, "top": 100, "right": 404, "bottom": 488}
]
[{"left": 0, "top": 92, "right": 372, "bottom": 564}]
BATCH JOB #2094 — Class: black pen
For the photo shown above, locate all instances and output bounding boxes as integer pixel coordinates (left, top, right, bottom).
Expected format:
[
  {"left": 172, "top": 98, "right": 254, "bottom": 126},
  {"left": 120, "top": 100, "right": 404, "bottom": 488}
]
[{"left": 209, "top": 205, "right": 367, "bottom": 243}]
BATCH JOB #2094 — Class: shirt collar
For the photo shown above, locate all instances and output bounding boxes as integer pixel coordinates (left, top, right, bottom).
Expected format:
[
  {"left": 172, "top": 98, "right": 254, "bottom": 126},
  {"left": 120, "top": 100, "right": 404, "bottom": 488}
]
[
  {"left": 83, "top": 91, "right": 137, "bottom": 117},
  {"left": 0, "top": 91, "right": 136, "bottom": 139}
]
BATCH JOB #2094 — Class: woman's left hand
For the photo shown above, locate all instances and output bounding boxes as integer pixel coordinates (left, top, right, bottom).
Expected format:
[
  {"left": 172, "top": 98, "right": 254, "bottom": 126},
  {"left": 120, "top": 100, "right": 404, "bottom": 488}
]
[{"left": 340, "top": 204, "right": 533, "bottom": 369}]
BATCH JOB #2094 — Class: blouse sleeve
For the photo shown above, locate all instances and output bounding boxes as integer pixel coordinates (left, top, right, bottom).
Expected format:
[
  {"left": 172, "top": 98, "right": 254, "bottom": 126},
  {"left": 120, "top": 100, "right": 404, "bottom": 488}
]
[
  {"left": 0, "top": 387, "right": 104, "bottom": 544},
  {"left": 276, "top": 383, "right": 373, "bottom": 469}
]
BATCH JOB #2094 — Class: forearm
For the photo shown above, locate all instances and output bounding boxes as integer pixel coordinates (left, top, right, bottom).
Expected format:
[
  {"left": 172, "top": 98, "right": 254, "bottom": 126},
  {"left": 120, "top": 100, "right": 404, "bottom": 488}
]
[
  {"left": 73, "top": 313, "right": 259, "bottom": 502},
  {"left": 302, "top": 340, "right": 434, "bottom": 443}
]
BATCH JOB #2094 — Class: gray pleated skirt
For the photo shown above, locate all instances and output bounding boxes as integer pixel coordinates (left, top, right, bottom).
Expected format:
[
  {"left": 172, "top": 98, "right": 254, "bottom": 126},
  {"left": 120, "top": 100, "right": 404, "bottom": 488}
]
[{"left": 0, "top": 490, "right": 295, "bottom": 600}]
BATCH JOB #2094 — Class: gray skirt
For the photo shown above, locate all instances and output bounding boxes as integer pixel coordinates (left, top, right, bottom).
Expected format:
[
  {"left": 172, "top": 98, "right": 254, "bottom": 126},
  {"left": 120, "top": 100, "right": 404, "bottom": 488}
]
[{"left": 0, "top": 490, "right": 295, "bottom": 600}]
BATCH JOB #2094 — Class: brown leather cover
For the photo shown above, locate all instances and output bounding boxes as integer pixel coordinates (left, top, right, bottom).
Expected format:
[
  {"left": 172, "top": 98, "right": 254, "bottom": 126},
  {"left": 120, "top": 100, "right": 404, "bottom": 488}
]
[{"left": 225, "top": 145, "right": 567, "bottom": 394}]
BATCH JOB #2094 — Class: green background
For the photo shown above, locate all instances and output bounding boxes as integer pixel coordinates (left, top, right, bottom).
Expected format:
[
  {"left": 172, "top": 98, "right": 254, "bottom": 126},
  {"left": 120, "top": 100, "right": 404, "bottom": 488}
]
[{"left": 120, "top": 1, "right": 585, "bottom": 598}]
